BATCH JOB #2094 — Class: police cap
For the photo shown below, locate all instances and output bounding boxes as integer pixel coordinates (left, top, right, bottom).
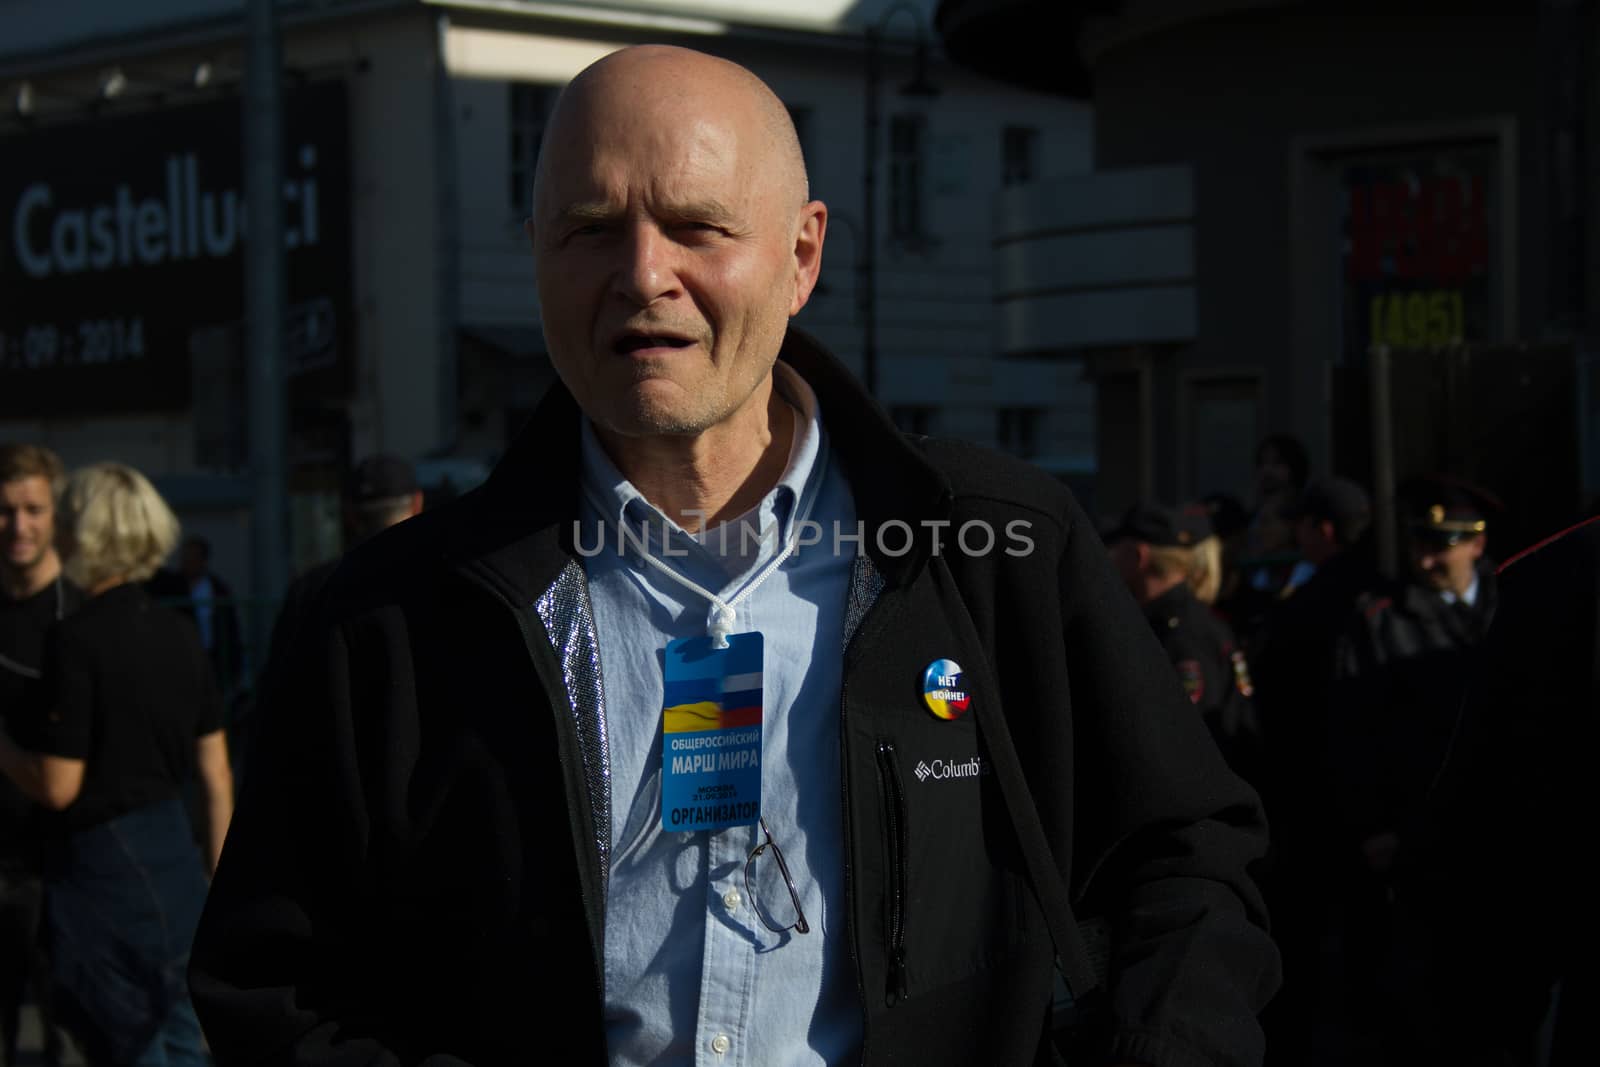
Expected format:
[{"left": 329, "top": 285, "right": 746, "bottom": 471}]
[
  {"left": 1103, "top": 501, "right": 1213, "bottom": 548},
  {"left": 346, "top": 453, "right": 418, "bottom": 508},
  {"left": 1399, "top": 474, "right": 1501, "bottom": 547}
]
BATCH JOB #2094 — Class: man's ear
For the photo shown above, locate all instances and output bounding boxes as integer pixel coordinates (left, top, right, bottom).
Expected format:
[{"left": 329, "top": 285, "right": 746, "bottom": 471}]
[
  {"left": 788, "top": 200, "right": 828, "bottom": 316},
  {"left": 1319, "top": 518, "right": 1337, "bottom": 546},
  {"left": 1134, "top": 541, "right": 1152, "bottom": 571},
  {"left": 1468, "top": 533, "right": 1487, "bottom": 560}
]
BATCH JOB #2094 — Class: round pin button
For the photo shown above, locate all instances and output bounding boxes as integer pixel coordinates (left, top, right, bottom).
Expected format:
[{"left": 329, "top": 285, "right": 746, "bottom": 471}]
[
  {"left": 711, "top": 1034, "right": 731, "bottom": 1054},
  {"left": 921, "top": 658, "right": 972, "bottom": 720}
]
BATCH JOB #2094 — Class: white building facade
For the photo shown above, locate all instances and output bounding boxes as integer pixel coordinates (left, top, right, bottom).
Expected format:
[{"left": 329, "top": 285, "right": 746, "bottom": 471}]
[{"left": 1, "top": 0, "right": 1095, "bottom": 594}]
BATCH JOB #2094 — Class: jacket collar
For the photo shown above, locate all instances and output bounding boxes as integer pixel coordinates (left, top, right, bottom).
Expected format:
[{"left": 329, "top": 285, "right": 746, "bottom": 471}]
[{"left": 443, "top": 327, "right": 952, "bottom": 605}]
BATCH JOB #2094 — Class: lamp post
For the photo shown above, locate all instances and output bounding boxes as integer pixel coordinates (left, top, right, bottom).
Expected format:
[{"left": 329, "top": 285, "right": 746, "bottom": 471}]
[
  {"left": 862, "top": 3, "right": 940, "bottom": 399},
  {"left": 245, "top": 0, "right": 288, "bottom": 655}
]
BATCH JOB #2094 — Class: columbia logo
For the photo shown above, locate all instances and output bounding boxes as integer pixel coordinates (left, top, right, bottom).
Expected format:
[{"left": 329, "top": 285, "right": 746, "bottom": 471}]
[{"left": 912, "top": 756, "right": 985, "bottom": 782}]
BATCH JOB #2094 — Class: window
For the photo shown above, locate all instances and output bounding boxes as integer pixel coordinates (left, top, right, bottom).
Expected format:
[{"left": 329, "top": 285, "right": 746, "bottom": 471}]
[
  {"left": 509, "top": 83, "right": 557, "bottom": 214},
  {"left": 997, "top": 407, "right": 1043, "bottom": 458},
  {"left": 1002, "top": 126, "right": 1038, "bottom": 187},
  {"left": 890, "top": 405, "right": 935, "bottom": 436},
  {"left": 889, "top": 114, "right": 926, "bottom": 239}
]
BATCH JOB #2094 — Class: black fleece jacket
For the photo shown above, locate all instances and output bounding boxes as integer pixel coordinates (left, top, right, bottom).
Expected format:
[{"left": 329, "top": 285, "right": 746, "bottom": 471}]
[{"left": 190, "top": 329, "right": 1279, "bottom": 1067}]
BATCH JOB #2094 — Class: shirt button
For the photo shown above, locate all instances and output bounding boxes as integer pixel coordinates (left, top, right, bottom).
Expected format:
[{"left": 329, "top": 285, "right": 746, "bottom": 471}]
[
  {"left": 722, "top": 888, "right": 742, "bottom": 911},
  {"left": 711, "top": 1033, "right": 731, "bottom": 1055}
]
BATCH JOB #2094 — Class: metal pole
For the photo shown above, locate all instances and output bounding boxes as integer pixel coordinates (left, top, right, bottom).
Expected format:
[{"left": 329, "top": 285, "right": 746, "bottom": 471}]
[
  {"left": 1370, "top": 344, "right": 1397, "bottom": 578},
  {"left": 862, "top": 26, "right": 880, "bottom": 398},
  {"left": 245, "top": 0, "right": 288, "bottom": 659}
]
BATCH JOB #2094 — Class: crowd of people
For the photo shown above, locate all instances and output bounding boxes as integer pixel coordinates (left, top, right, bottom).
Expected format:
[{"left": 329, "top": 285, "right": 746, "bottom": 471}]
[
  {"left": 1110, "top": 431, "right": 1573, "bottom": 1065},
  {"left": 0, "top": 444, "right": 423, "bottom": 1064},
  {"left": 0, "top": 41, "right": 1586, "bottom": 1067}
]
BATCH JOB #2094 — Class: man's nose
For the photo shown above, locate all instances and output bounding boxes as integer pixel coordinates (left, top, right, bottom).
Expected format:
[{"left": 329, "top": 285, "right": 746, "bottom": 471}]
[{"left": 613, "top": 221, "right": 679, "bottom": 305}]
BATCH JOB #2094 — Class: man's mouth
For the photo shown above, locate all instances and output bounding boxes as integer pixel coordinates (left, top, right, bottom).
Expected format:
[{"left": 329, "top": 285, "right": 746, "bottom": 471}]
[{"left": 612, "top": 332, "right": 695, "bottom": 356}]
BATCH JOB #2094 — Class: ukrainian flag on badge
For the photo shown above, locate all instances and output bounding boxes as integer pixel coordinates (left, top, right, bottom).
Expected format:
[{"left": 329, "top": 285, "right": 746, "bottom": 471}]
[{"left": 660, "top": 632, "right": 764, "bottom": 832}]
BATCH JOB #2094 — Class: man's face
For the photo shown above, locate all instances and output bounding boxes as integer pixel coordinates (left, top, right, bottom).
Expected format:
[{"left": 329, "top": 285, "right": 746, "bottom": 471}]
[
  {"left": 1408, "top": 532, "right": 1484, "bottom": 596},
  {"left": 530, "top": 74, "right": 821, "bottom": 439},
  {"left": 0, "top": 475, "right": 56, "bottom": 574},
  {"left": 1256, "top": 447, "right": 1293, "bottom": 499},
  {"left": 1295, "top": 515, "right": 1337, "bottom": 566}
]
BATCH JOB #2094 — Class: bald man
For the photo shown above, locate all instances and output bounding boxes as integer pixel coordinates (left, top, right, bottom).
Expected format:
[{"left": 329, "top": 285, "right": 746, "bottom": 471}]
[{"left": 190, "top": 47, "right": 1277, "bottom": 1066}]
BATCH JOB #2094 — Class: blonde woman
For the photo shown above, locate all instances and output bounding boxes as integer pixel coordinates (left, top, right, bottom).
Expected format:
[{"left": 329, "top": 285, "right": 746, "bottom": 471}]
[
  {"left": 0, "top": 463, "right": 232, "bottom": 1066},
  {"left": 1103, "top": 502, "right": 1261, "bottom": 781}
]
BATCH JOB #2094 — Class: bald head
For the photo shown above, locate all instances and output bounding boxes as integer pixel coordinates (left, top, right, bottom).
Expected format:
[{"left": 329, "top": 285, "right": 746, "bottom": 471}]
[
  {"left": 533, "top": 45, "right": 808, "bottom": 218},
  {"left": 525, "top": 43, "right": 828, "bottom": 448}
]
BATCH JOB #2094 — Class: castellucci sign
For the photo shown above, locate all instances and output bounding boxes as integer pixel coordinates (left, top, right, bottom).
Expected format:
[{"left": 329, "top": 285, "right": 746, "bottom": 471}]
[{"left": 0, "top": 81, "right": 351, "bottom": 416}]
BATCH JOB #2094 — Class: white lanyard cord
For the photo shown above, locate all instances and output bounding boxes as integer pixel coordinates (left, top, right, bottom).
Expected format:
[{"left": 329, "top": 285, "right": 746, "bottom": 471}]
[
  {"left": 585, "top": 475, "right": 819, "bottom": 649},
  {"left": 635, "top": 531, "right": 802, "bottom": 649},
  {"left": 584, "top": 410, "right": 823, "bottom": 649}
]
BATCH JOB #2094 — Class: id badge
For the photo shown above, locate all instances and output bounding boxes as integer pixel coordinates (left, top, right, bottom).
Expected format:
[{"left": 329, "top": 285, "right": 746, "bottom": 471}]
[{"left": 660, "top": 631, "right": 763, "bottom": 833}]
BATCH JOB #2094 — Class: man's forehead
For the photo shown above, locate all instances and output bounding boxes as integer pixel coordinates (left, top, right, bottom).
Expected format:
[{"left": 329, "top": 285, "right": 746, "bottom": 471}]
[
  {"left": 1, "top": 475, "right": 51, "bottom": 499},
  {"left": 565, "top": 108, "right": 745, "bottom": 171},
  {"left": 543, "top": 119, "right": 761, "bottom": 211}
]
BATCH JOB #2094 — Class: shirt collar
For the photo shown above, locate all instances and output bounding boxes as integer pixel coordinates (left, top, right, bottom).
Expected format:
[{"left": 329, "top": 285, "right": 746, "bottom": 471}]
[
  {"left": 1440, "top": 573, "right": 1480, "bottom": 608},
  {"left": 577, "top": 361, "right": 825, "bottom": 550}
]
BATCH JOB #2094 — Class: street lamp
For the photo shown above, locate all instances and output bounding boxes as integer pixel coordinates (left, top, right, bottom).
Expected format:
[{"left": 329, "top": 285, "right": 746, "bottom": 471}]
[{"left": 863, "top": 2, "right": 941, "bottom": 400}]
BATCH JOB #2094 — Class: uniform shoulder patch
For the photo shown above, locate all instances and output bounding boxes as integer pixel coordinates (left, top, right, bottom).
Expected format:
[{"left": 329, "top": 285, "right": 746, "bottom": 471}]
[
  {"left": 1362, "top": 596, "right": 1393, "bottom": 621},
  {"left": 1230, "top": 649, "right": 1255, "bottom": 698},
  {"left": 1176, "top": 659, "right": 1204, "bottom": 705}
]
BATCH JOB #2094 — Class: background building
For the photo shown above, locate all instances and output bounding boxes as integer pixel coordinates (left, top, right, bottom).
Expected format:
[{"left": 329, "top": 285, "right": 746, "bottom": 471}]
[
  {"left": 1, "top": 0, "right": 1096, "bottom": 603},
  {"left": 939, "top": 0, "right": 1599, "bottom": 558}
]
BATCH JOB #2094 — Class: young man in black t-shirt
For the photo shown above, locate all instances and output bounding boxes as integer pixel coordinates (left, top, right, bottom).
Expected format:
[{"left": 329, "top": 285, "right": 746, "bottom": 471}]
[{"left": 0, "top": 443, "right": 80, "bottom": 1067}]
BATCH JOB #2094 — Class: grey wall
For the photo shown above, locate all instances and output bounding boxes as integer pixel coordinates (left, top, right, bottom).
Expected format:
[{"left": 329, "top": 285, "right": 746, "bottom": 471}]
[{"left": 1087, "top": 9, "right": 1547, "bottom": 499}]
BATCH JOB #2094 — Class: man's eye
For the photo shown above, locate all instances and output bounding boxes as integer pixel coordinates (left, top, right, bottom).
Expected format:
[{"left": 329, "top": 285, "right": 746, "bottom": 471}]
[{"left": 674, "top": 222, "right": 726, "bottom": 241}]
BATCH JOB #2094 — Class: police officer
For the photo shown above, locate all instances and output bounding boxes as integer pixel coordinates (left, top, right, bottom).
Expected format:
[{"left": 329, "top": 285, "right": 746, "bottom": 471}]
[
  {"left": 1409, "top": 514, "right": 1600, "bottom": 1067},
  {"left": 1330, "top": 473, "right": 1501, "bottom": 1060},
  {"left": 1105, "top": 502, "right": 1261, "bottom": 779}
]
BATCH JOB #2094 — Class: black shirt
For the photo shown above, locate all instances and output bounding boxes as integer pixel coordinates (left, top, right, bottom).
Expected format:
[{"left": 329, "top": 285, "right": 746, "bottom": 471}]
[
  {"left": 0, "top": 575, "right": 86, "bottom": 869},
  {"left": 18, "top": 583, "right": 223, "bottom": 834},
  {"left": 0, "top": 575, "right": 84, "bottom": 710}
]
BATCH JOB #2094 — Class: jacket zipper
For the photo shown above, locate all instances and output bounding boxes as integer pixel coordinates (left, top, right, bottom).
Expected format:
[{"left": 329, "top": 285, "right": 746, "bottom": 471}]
[
  {"left": 839, "top": 679, "right": 869, "bottom": 1064},
  {"left": 874, "top": 739, "right": 909, "bottom": 1005},
  {"left": 455, "top": 566, "right": 607, "bottom": 1012}
]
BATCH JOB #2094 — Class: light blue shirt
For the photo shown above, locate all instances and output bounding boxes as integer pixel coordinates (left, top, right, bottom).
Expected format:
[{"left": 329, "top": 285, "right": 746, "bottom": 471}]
[
  {"left": 580, "top": 363, "right": 862, "bottom": 1067},
  {"left": 1440, "top": 573, "right": 1480, "bottom": 608},
  {"left": 190, "top": 574, "right": 216, "bottom": 649}
]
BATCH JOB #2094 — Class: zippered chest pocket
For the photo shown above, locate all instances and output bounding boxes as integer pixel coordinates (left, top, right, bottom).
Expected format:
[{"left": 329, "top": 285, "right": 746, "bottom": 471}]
[{"left": 869, "top": 734, "right": 1028, "bottom": 1004}]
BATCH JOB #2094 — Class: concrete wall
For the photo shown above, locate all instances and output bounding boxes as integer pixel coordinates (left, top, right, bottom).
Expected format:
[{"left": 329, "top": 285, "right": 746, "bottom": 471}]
[{"left": 1087, "top": 8, "right": 1546, "bottom": 501}]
